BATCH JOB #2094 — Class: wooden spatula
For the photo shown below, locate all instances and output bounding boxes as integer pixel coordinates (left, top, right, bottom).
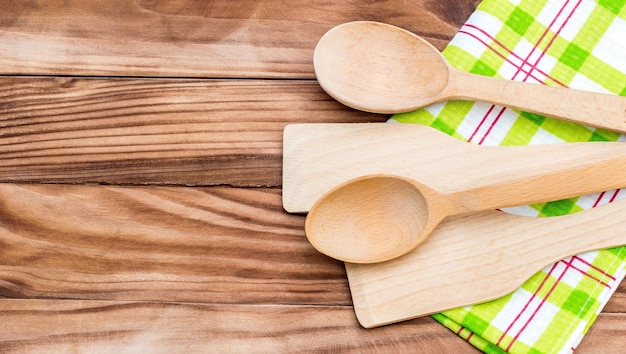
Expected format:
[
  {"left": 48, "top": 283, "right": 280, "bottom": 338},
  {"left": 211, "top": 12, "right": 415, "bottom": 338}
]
[
  {"left": 346, "top": 201, "right": 626, "bottom": 328},
  {"left": 283, "top": 123, "right": 626, "bottom": 213}
]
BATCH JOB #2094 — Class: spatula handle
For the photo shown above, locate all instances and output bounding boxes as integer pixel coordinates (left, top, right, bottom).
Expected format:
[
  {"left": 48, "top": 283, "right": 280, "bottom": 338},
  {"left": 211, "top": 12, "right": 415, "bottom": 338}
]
[{"left": 448, "top": 70, "right": 626, "bottom": 133}]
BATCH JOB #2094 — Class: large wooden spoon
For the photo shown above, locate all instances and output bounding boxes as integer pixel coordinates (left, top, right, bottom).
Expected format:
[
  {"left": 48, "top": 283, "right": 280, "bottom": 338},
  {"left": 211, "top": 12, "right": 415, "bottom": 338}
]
[
  {"left": 313, "top": 21, "right": 626, "bottom": 133},
  {"left": 306, "top": 172, "right": 625, "bottom": 263}
]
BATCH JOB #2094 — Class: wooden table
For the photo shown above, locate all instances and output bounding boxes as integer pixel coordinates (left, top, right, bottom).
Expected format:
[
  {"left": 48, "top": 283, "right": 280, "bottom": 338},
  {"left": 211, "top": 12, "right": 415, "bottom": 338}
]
[{"left": 0, "top": 1, "right": 623, "bottom": 352}]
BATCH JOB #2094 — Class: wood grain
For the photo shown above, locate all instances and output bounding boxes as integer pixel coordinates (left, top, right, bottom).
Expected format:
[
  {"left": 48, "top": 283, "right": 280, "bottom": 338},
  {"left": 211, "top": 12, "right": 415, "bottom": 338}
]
[
  {"left": 605, "top": 281, "right": 626, "bottom": 312},
  {"left": 1, "top": 0, "right": 623, "bottom": 351},
  {"left": 0, "top": 299, "right": 619, "bottom": 353},
  {"left": 0, "top": 183, "right": 350, "bottom": 305},
  {"left": 576, "top": 314, "right": 626, "bottom": 352},
  {"left": 0, "top": 300, "right": 479, "bottom": 353},
  {"left": 0, "top": 77, "right": 385, "bottom": 186},
  {"left": 0, "top": 0, "right": 478, "bottom": 78}
]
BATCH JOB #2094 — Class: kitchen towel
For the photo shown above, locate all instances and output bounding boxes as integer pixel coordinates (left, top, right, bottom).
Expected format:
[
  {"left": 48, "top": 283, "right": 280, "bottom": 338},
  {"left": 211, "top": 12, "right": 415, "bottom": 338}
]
[{"left": 390, "top": 0, "right": 626, "bottom": 352}]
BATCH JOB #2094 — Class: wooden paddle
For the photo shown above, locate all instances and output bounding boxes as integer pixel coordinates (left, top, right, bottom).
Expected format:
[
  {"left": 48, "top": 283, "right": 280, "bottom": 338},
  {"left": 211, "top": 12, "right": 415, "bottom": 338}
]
[
  {"left": 283, "top": 123, "right": 626, "bottom": 213},
  {"left": 346, "top": 202, "right": 626, "bottom": 328}
]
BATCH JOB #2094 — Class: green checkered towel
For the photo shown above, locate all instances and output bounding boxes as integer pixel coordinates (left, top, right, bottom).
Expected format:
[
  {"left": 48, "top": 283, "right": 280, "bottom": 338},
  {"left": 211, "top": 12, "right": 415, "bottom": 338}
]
[{"left": 390, "top": 0, "right": 626, "bottom": 352}]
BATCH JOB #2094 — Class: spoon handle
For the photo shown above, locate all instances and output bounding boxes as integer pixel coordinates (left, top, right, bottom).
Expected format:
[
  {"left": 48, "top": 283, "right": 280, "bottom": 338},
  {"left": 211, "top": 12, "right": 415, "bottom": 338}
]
[
  {"left": 448, "top": 142, "right": 626, "bottom": 214},
  {"left": 447, "top": 69, "right": 626, "bottom": 133}
]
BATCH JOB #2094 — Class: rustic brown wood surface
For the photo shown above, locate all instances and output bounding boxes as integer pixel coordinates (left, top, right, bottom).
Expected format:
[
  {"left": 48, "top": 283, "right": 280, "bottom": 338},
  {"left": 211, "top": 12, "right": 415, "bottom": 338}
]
[{"left": 0, "top": 0, "right": 623, "bottom": 352}]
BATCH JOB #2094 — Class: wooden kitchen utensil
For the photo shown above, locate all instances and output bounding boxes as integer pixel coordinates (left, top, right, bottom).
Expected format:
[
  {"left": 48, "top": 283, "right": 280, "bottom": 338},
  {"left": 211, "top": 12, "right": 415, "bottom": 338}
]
[
  {"left": 346, "top": 200, "right": 626, "bottom": 328},
  {"left": 306, "top": 169, "right": 626, "bottom": 263},
  {"left": 283, "top": 123, "right": 626, "bottom": 213},
  {"left": 314, "top": 21, "right": 626, "bottom": 133},
  {"left": 284, "top": 123, "right": 626, "bottom": 263}
]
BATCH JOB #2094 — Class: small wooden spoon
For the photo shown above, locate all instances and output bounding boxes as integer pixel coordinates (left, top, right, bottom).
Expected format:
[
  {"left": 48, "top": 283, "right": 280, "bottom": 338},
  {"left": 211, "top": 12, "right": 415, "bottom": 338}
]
[
  {"left": 305, "top": 173, "right": 625, "bottom": 264},
  {"left": 313, "top": 21, "right": 626, "bottom": 133}
]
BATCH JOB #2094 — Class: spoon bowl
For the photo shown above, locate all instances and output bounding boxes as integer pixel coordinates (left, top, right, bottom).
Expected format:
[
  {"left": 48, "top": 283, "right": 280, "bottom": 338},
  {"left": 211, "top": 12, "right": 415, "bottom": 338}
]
[
  {"left": 313, "top": 21, "right": 449, "bottom": 113},
  {"left": 305, "top": 176, "right": 439, "bottom": 263},
  {"left": 313, "top": 21, "right": 626, "bottom": 133}
]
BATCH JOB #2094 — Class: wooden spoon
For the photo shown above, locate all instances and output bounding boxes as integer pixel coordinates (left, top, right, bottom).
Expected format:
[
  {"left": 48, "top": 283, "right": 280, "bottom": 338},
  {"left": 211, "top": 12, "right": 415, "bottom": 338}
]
[
  {"left": 313, "top": 21, "right": 626, "bottom": 133},
  {"left": 305, "top": 166, "right": 626, "bottom": 263},
  {"left": 284, "top": 123, "right": 626, "bottom": 263}
]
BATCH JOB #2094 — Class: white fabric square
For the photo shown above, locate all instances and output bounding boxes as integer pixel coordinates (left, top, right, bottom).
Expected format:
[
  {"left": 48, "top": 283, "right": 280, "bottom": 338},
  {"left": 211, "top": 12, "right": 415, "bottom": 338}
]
[
  {"left": 490, "top": 286, "right": 560, "bottom": 347},
  {"left": 515, "top": 299, "right": 560, "bottom": 346},
  {"left": 534, "top": 0, "right": 586, "bottom": 41},
  {"left": 592, "top": 17, "right": 626, "bottom": 74},
  {"left": 478, "top": 108, "right": 521, "bottom": 145},
  {"left": 556, "top": 257, "right": 585, "bottom": 288},
  {"left": 501, "top": 205, "right": 542, "bottom": 217},
  {"left": 556, "top": 0, "right": 597, "bottom": 42},
  {"left": 491, "top": 288, "right": 535, "bottom": 332},
  {"left": 423, "top": 101, "right": 447, "bottom": 117},
  {"left": 527, "top": 126, "right": 564, "bottom": 144},
  {"left": 456, "top": 102, "right": 502, "bottom": 140}
]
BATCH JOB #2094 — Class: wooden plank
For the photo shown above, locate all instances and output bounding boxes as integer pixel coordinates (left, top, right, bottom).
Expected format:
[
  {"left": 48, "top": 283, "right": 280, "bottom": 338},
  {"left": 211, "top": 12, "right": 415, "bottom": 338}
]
[
  {"left": 1, "top": 182, "right": 622, "bottom": 316},
  {"left": 0, "top": 0, "right": 479, "bottom": 78},
  {"left": 0, "top": 299, "right": 621, "bottom": 353},
  {"left": 602, "top": 280, "right": 626, "bottom": 313},
  {"left": 0, "top": 183, "right": 350, "bottom": 305},
  {"left": 576, "top": 314, "right": 626, "bottom": 352},
  {"left": 0, "top": 300, "right": 479, "bottom": 353},
  {"left": 0, "top": 77, "right": 385, "bottom": 186}
]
